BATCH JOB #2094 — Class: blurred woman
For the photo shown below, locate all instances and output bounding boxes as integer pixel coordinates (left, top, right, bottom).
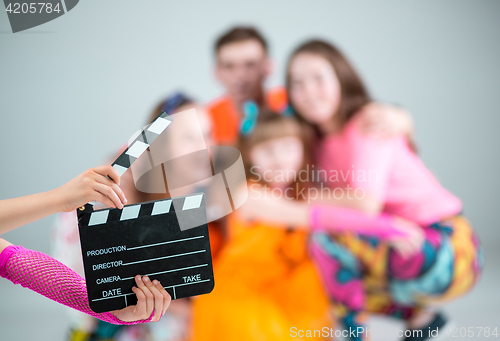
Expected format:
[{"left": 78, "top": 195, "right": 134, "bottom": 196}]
[{"left": 242, "top": 40, "right": 484, "bottom": 341}]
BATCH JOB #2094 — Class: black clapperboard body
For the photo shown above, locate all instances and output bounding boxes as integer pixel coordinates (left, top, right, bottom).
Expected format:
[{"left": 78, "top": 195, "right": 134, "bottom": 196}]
[{"left": 77, "top": 110, "right": 215, "bottom": 313}]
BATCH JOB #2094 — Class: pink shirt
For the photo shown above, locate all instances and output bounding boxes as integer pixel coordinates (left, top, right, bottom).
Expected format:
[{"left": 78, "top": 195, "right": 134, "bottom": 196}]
[{"left": 318, "top": 117, "right": 462, "bottom": 226}]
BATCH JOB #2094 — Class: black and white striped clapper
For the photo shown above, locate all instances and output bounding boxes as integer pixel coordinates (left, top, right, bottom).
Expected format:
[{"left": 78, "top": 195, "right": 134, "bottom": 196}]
[
  {"left": 111, "top": 110, "right": 173, "bottom": 176},
  {"left": 77, "top": 193, "right": 214, "bottom": 313}
]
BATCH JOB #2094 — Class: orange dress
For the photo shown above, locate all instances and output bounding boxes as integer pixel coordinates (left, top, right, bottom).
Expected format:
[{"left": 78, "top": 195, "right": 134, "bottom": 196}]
[
  {"left": 189, "top": 212, "right": 333, "bottom": 341},
  {"left": 207, "top": 88, "right": 288, "bottom": 145}
]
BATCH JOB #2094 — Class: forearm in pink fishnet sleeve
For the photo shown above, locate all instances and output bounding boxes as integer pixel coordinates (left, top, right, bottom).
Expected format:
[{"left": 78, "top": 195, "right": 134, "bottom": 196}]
[{"left": 0, "top": 245, "right": 154, "bottom": 325}]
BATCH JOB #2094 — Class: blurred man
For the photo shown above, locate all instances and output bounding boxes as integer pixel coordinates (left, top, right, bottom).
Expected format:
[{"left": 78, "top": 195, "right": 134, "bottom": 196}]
[{"left": 208, "top": 26, "right": 287, "bottom": 145}]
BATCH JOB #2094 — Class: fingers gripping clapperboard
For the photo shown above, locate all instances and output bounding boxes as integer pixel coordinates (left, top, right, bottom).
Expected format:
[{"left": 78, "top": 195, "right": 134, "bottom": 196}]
[{"left": 77, "top": 111, "right": 215, "bottom": 313}]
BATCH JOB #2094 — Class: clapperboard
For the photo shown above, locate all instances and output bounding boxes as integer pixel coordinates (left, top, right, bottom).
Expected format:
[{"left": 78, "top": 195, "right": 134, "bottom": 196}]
[{"left": 77, "top": 110, "right": 215, "bottom": 313}]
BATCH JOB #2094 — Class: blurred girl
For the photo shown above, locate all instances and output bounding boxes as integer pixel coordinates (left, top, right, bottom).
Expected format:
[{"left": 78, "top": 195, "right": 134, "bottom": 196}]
[
  {"left": 243, "top": 40, "right": 484, "bottom": 341},
  {"left": 52, "top": 93, "right": 217, "bottom": 341},
  {"left": 189, "top": 111, "right": 333, "bottom": 341}
]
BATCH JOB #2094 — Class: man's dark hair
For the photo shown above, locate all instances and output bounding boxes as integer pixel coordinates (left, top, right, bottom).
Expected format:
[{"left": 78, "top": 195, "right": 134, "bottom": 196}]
[{"left": 215, "top": 26, "right": 268, "bottom": 55}]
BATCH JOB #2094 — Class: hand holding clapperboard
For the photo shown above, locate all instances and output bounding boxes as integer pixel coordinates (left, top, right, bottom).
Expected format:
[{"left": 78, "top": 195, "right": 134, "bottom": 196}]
[{"left": 77, "top": 110, "right": 215, "bottom": 313}]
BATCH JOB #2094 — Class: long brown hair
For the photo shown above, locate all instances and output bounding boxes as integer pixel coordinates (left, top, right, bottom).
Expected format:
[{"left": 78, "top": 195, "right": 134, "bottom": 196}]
[{"left": 286, "top": 39, "right": 371, "bottom": 137}]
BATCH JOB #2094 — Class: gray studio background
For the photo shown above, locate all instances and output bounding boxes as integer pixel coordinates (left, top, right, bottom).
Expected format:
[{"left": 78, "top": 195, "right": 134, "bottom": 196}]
[{"left": 1, "top": 1, "right": 499, "bottom": 340}]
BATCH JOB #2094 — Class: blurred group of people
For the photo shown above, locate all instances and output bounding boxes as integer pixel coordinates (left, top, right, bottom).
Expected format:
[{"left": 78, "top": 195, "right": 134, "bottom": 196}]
[{"left": 51, "top": 27, "right": 483, "bottom": 341}]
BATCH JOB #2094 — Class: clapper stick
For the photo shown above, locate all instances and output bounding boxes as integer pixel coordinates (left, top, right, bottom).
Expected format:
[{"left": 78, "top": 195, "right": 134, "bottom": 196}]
[
  {"left": 111, "top": 110, "right": 173, "bottom": 176},
  {"left": 77, "top": 110, "right": 215, "bottom": 313}
]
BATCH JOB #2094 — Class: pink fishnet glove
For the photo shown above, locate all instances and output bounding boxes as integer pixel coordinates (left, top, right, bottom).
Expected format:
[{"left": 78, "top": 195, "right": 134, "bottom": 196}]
[
  {"left": 0, "top": 245, "right": 154, "bottom": 325},
  {"left": 309, "top": 205, "right": 411, "bottom": 240}
]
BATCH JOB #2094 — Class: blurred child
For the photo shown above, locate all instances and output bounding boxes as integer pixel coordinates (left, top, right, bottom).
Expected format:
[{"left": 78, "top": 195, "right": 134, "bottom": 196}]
[
  {"left": 189, "top": 111, "right": 333, "bottom": 341},
  {"left": 52, "top": 93, "right": 221, "bottom": 341}
]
